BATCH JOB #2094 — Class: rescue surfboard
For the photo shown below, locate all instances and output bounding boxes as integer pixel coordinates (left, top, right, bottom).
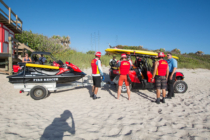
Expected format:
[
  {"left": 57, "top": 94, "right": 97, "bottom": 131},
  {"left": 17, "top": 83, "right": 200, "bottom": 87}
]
[{"left": 105, "top": 48, "right": 179, "bottom": 59}]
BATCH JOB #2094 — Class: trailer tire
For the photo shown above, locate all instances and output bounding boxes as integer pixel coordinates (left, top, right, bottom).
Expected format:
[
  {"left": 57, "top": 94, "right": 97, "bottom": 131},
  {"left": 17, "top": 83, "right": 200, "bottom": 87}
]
[
  {"left": 116, "top": 82, "right": 132, "bottom": 93},
  {"left": 174, "top": 80, "right": 188, "bottom": 93},
  {"left": 30, "top": 86, "right": 48, "bottom": 100}
]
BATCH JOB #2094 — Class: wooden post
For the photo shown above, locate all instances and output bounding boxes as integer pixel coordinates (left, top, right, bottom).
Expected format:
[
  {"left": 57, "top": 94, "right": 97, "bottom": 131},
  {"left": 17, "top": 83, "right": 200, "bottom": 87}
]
[
  {"left": 8, "top": 7, "right": 11, "bottom": 24},
  {"left": 16, "top": 15, "right": 18, "bottom": 29},
  {"left": 8, "top": 37, "right": 12, "bottom": 75},
  {"left": 23, "top": 48, "right": 25, "bottom": 57},
  {"left": 5, "top": 59, "right": 8, "bottom": 71}
]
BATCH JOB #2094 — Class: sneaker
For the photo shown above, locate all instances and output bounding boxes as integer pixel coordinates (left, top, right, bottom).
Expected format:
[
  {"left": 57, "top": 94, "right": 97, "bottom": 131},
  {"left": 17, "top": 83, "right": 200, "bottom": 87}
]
[
  {"left": 156, "top": 98, "right": 160, "bottom": 104},
  {"left": 93, "top": 95, "right": 101, "bottom": 100},
  {"left": 90, "top": 93, "right": 94, "bottom": 97},
  {"left": 161, "top": 98, "right": 165, "bottom": 103}
]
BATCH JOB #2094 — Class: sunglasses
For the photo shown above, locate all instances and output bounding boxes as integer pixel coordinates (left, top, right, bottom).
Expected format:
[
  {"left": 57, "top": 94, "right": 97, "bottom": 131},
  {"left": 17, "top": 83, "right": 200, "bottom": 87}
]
[{"left": 167, "top": 55, "right": 170, "bottom": 56}]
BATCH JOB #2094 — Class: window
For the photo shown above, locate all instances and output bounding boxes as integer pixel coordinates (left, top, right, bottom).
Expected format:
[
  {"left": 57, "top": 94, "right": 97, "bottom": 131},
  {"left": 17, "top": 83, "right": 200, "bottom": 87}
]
[
  {"left": 3, "top": 43, "right": 8, "bottom": 53},
  {"left": 5, "top": 30, "right": 9, "bottom": 42}
]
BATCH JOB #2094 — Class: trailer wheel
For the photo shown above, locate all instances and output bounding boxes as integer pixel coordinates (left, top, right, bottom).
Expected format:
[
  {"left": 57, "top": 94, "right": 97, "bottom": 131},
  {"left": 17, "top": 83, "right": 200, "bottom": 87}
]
[
  {"left": 30, "top": 86, "right": 48, "bottom": 100},
  {"left": 174, "top": 80, "right": 188, "bottom": 93},
  {"left": 117, "top": 82, "right": 132, "bottom": 93}
]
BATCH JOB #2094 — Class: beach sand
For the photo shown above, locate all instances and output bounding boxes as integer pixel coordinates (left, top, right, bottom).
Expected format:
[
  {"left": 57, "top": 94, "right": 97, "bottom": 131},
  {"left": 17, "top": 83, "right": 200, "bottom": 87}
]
[{"left": 0, "top": 67, "right": 210, "bottom": 140}]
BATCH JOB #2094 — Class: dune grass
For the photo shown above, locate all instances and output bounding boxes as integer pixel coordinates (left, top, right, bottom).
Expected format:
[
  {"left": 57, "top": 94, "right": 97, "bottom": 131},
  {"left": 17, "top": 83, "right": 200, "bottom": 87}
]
[
  {"left": 52, "top": 51, "right": 210, "bottom": 70},
  {"left": 173, "top": 54, "right": 210, "bottom": 69},
  {"left": 53, "top": 52, "right": 114, "bottom": 69}
]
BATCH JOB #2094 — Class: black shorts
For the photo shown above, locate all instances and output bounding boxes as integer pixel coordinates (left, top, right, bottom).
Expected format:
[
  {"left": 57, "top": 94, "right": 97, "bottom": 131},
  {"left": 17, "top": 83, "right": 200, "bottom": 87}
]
[
  {"left": 92, "top": 76, "right": 101, "bottom": 87},
  {"left": 155, "top": 76, "right": 167, "bottom": 89}
]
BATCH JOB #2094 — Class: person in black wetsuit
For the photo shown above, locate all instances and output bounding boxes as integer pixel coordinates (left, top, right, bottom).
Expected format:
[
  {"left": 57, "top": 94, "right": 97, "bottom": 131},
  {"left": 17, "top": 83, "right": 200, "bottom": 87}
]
[
  {"left": 134, "top": 56, "right": 143, "bottom": 84},
  {"left": 134, "top": 56, "right": 142, "bottom": 68},
  {"left": 109, "top": 56, "right": 117, "bottom": 68}
]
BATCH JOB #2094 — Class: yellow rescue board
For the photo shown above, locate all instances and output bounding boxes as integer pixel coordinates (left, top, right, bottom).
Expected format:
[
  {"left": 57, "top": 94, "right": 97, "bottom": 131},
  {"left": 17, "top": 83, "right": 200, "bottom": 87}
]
[
  {"left": 26, "top": 63, "right": 59, "bottom": 69},
  {"left": 105, "top": 48, "right": 179, "bottom": 59}
]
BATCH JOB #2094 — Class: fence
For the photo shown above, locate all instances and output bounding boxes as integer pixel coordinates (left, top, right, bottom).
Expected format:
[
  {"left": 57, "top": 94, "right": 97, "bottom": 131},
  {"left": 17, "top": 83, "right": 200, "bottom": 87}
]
[{"left": 0, "top": 0, "right": 22, "bottom": 32}]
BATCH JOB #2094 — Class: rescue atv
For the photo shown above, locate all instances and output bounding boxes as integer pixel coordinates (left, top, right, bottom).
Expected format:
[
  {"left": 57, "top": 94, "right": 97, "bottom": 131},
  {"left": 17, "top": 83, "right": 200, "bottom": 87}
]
[{"left": 109, "top": 54, "right": 188, "bottom": 93}]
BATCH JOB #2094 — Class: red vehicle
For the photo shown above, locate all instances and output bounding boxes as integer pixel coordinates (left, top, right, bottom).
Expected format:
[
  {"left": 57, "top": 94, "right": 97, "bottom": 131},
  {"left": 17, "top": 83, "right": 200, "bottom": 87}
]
[{"left": 109, "top": 55, "right": 188, "bottom": 93}]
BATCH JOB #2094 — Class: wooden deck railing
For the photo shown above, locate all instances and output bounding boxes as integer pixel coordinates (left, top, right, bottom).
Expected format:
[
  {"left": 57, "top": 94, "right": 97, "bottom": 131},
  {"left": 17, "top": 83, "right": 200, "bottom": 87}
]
[{"left": 0, "top": 0, "right": 22, "bottom": 31}]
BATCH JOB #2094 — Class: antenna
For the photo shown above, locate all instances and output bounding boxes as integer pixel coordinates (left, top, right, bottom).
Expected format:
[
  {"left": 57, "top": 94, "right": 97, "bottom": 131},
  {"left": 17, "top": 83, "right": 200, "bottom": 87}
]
[
  {"left": 91, "top": 33, "right": 92, "bottom": 51},
  {"left": 116, "top": 35, "right": 118, "bottom": 46},
  {"left": 98, "top": 31, "right": 100, "bottom": 52},
  {"left": 94, "top": 32, "right": 96, "bottom": 52}
]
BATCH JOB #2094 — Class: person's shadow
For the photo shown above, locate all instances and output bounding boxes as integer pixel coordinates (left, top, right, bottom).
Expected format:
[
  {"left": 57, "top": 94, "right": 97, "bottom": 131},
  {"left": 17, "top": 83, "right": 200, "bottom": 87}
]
[{"left": 40, "top": 110, "right": 75, "bottom": 140}]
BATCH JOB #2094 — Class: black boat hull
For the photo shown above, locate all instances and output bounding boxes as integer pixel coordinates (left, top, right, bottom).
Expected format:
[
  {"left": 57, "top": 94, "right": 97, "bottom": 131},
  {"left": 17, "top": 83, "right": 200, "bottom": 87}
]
[{"left": 7, "top": 72, "right": 86, "bottom": 84}]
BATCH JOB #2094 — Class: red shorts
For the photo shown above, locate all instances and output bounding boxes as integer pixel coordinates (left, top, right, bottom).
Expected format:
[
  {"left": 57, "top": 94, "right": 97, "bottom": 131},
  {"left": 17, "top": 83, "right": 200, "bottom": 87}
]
[{"left": 118, "top": 75, "right": 129, "bottom": 86}]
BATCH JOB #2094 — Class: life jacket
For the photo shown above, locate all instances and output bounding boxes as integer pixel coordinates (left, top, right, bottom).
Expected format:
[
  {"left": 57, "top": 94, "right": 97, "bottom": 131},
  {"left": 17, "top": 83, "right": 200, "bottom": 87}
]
[
  {"left": 91, "top": 58, "right": 100, "bottom": 74},
  {"left": 119, "top": 61, "right": 130, "bottom": 75},
  {"left": 156, "top": 60, "right": 168, "bottom": 76}
]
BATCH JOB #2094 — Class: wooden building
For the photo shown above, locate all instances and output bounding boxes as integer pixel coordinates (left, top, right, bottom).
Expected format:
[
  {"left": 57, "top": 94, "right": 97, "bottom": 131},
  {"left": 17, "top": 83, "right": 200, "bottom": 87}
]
[{"left": 0, "top": 0, "right": 23, "bottom": 74}]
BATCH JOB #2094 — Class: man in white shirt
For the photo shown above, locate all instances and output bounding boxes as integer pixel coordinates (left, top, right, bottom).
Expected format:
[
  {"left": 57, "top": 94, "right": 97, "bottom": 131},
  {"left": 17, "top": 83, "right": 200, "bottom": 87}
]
[
  {"left": 39, "top": 54, "right": 47, "bottom": 65},
  {"left": 91, "top": 52, "right": 104, "bottom": 100}
]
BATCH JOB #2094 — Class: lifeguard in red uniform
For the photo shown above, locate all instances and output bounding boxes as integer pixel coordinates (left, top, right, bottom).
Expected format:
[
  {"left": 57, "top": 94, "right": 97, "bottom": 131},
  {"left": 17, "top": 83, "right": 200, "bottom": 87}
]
[
  {"left": 117, "top": 53, "right": 131, "bottom": 100},
  {"left": 91, "top": 52, "right": 104, "bottom": 100},
  {"left": 152, "top": 52, "right": 169, "bottom": 104}
]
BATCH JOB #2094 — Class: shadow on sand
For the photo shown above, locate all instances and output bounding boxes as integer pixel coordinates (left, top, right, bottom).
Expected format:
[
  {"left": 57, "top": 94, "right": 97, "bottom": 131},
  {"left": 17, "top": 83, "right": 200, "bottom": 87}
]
[
  {"left": 46, "top": 72, "right": 128, "bottom": 100},
  {"left": 101, "top": 73, "right": 128, "bottom": 100},
  {"left": 40, "top": 110, "right": 75, "bottom": 140},
  {"left": 135, "top": 91, "right": 156, "bottom": 102}
]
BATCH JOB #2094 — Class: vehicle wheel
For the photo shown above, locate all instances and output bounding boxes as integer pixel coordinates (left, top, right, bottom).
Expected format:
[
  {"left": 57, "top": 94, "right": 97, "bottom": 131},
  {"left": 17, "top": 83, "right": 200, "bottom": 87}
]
[
  {"left": 30, "top": 86, "right": 48, "bottom": 100},
  {"left": 174, "top": 80, "right": 188, "bottom": 93},
  {"left": 117, "top": 82, "right": 132, "bottom": 93}
]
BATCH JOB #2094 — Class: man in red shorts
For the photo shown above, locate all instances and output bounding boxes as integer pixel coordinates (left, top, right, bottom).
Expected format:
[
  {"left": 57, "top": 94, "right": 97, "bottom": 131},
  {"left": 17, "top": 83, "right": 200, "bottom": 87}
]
[
  {"left": 152, "top": 52, "right": 169, "bottom": 104},
  {"left": 117, "top": 53, "right": 131, "bottom": 100}
]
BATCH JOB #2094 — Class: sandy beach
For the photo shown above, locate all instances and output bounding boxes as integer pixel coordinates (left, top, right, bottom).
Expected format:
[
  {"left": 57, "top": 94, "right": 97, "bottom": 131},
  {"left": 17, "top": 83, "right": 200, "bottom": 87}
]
[{"left": 0, "top": 67, "right": 210, "bottom": 140}]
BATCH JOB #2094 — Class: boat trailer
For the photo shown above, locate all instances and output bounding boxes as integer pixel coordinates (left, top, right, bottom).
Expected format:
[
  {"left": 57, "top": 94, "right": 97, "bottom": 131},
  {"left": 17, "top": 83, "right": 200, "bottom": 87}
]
[{"left": 12, "top": 76, "right": 104, "bottom": 100}]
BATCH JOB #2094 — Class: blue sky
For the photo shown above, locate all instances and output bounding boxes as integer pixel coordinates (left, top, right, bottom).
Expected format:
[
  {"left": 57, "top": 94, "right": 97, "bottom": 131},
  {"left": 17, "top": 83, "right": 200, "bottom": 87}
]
[{"left": 4, "top": 0, "right": 210, "bottom": 54}]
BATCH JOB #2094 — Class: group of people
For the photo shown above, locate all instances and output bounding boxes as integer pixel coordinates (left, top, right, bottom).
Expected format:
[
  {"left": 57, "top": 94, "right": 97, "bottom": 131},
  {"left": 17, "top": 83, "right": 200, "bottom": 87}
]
[
  {"left": 90, "top": 51, "right": 177, "bottom": 104},
  {"left": 22, "top": 53, "right": 47, "bottom": 64}
]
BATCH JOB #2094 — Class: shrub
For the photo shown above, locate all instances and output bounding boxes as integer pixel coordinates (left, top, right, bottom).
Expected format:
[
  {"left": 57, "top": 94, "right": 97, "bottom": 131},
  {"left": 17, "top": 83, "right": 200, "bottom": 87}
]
[
  {"left": 15, "top": 30, "right": 70, "bottom": 54},
  {"left": 86, "top": 50, "right": 95, "bottom": 55}
]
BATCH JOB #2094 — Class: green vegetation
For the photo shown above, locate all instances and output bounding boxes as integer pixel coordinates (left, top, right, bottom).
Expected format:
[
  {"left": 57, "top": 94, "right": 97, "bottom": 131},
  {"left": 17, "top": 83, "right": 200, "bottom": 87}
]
[
  {"left": 175, "top": 54, "right": 210, "bottom": 69},
  {"left": 15, "top": 31, "right": 210, "bottom": 69},
  {"left": 53, "top": 52, "right": 114, "bottom": 69},
  {"left": 116, "top": 45, "right": 145, "bottom": 50},
  {"left": 86, "top": 50, "right": 95, "bottom": 55},
  {"left": 15, "top": 30, "right": 73, "bottom": 54}
]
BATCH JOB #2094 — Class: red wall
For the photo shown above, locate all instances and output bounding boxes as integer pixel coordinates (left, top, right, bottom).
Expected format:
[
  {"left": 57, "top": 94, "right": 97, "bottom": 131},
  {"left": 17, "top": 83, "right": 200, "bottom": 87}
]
[
  {"left": 0, "top": 23, "right": 3, "bottom": 53},
  {"left": 0, "top": 23, "right": 15, "bottom": 54}
]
